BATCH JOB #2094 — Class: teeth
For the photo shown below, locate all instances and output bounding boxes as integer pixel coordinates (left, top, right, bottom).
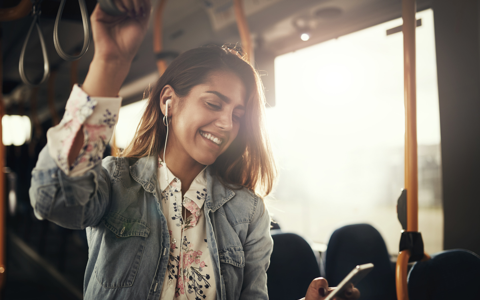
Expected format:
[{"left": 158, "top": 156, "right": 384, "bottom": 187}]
[{"left": 201, "top": 131, "right": 222, "bottom": 145}]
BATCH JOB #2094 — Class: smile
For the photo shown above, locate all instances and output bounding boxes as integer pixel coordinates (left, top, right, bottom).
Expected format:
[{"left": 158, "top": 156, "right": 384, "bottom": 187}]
[{"left": 200, "top": 130, "right": 223, "bottom": 145}]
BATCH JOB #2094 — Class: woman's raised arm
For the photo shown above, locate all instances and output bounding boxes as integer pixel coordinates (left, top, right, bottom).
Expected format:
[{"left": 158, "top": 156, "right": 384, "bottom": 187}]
[
  {"left": 83, "top": 0, "right": 151, "bottom": 97},
  {"left": 30, "top": 1, "right": 152, "bottom": 229},
  {"left": 69, "top": 0, "right": 151, "bottom": 165}
]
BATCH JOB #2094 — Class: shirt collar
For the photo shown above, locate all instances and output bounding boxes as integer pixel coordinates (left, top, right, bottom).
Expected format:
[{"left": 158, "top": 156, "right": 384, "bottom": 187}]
[{"left": 158, "top": 157, "right": 208, "bottom": 208}]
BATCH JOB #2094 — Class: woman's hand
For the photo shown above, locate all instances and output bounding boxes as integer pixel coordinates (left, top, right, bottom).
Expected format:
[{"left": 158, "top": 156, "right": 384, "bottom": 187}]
[
  {"left": 91, "top": 0, "right": 151, "bottom": 63},
  {"left": 304, "top": 278, "right": 360, "bottom": 300},
  {"left": 83, "top": 0, "right": 151, "bottom": 97}
]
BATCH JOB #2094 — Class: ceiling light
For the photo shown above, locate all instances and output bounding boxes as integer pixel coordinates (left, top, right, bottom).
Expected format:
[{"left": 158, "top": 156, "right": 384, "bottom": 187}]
[{"left": 301, "top": 33, "right": 310, "bottom": 41}]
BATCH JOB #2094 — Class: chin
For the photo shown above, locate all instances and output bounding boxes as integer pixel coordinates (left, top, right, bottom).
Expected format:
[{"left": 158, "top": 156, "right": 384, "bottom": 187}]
[{"left": 194, "top": 154, "right": 219, "bottom": 166}]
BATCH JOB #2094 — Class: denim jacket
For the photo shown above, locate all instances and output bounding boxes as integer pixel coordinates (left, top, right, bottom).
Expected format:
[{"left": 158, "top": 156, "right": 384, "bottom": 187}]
[{"left": 30, "top": 146, "right": 273, "bottom": 300}]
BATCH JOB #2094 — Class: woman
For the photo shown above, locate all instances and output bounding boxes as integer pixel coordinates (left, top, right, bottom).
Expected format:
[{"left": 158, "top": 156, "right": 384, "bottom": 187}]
[{"left": 30, "top": 1, "right": 359, "bottom": 299}]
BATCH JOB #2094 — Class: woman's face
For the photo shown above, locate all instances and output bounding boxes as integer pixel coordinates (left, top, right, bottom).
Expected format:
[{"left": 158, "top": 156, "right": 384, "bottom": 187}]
[{"left": 167, "top": 70, "right": 246, "bottom": 166}]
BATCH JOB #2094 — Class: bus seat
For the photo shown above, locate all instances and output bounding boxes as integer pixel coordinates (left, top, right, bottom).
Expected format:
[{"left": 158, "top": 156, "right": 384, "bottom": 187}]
[
  {"left": 267, "top": 232, "right": 320, "bottom": 300},
  {"left": 325, "top": 223, "right": 396, "bottom": 300},
  {"left": 408, "top": 249, "right": 480, "bottom": 300},
  {"left": 270, "top": 219, "right": 281, "bottom": 230}
]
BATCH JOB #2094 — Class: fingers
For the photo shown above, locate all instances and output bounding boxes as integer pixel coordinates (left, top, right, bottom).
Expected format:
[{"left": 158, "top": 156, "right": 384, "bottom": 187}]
[
  {"left": 344, "top": 284, "right": 360, "bottom": 300},
  {"left": 335, "top": 283, "right": 361, "bottom": 300},
  {"left": 117, "top": 0, "right": 149, "bottom": 18},
  {"left": 312, "top": 277, "right": 329, "bottom": 297},
  {"left": 305, "top": 277, "right": 330, "bottom": 300}
]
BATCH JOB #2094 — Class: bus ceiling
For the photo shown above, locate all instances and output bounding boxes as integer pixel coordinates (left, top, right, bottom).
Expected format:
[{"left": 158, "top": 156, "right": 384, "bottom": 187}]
[{"left": 1, "top": 0, "right": 434, "bottom": 115}]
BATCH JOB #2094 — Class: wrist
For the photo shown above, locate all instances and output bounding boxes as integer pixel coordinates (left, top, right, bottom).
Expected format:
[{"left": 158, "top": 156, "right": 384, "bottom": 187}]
[
  {"left": 82, "top": 57, "right": 132, "bottom": 97},
  {"left": 92, "top": 55, "right": 132, "bottom": 68}
]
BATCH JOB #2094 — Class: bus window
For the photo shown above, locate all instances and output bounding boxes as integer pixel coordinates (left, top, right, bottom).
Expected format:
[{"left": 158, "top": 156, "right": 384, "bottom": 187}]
[
  {"left": 114, "top": 99, "right": 148, "bottom": 149},
  {"left": 266, "top": 9, "right": 442, "bottom": 255}
]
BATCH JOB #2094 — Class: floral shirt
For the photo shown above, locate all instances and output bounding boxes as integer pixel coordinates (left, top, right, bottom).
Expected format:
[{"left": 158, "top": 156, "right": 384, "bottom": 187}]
[
  {"left": 158, "top": 158, "right": 216, "bottom": 300},
  {"left": 47, "top": 85, "right": 216, "bottom": 299},
  {"left": 46, "top": 84, "right": 121, "bottom": 177}
]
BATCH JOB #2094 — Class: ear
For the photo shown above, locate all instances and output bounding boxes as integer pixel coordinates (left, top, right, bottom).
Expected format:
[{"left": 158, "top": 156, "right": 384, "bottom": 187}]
[{"left": 159, "top": 85, "right": 176, "bottom": 117}]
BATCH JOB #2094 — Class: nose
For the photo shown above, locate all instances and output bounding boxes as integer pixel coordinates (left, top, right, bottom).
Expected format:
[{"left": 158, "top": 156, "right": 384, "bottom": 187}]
[{"left": 214, "top": 111, "right": 233, "bottom": 131}]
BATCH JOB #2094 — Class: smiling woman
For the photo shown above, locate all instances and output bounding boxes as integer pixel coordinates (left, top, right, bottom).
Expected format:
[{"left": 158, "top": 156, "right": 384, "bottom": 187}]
[
  {"left": 28, "top": 1, "right": 359, "bottom": 299},
  {"left": 30, "top": 45, "right": 278, "bottom": 300},
  {"left": 28, "top": 0, "right": 283, "bottom": 298},
  {"left": 122, "top": 45, "right": 276, "bottom": 197}
]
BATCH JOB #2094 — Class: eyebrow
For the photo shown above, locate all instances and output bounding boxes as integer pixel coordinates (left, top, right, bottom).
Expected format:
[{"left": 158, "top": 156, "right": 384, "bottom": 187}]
[{"left": 205, "top": 91, "right": 245, "bottom": 111}]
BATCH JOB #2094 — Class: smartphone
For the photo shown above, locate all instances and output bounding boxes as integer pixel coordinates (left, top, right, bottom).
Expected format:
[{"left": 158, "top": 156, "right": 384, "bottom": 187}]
[{"left": 324, "top": 263, "right": 374, "bottom": 300}]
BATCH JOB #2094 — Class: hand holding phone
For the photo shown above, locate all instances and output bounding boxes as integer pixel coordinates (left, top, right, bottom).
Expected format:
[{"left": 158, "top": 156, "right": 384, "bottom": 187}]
[{"left": 324, "top": 263, "right": 374, "bottom": 300}]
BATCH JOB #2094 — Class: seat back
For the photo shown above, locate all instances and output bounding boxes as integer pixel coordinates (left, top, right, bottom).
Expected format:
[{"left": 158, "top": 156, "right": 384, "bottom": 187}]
[
  {"left": 267, "top": 232, "right": 320, "bottom": 300},
  {"left": 408, "top": 249, "right": 480, "bottom": 300},
  {"left": 325, "top": 223, "right": 396, "bottom": 300}
]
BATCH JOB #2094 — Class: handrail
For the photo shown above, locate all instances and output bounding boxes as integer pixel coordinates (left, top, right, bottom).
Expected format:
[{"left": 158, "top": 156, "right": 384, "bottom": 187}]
[
  {"left": 233, "top": 0, "right": 253, "bottom": 65},
  {"left": 396, "top": 1, "right": 423, "bottom": 299},
  {"left": 396, "top": 250, "right": 411, "bottom": 300},
  {"left": 19, "top": 1, "right": 50, "bottom": 86},
  {"left": 0, "top": 23, "right": 6, "bottom": 294},
  {"left": 0, "top": 0, "right": 32, "bottom": 22},
  {"left": 53, "top": 0, "right": 90, "bottom": 61},
  {"left": 153, "top": 0, "right": 168, "bottom": 76},
  {"left": 403, "top": 0, "right": 418, "bottom": 233}
]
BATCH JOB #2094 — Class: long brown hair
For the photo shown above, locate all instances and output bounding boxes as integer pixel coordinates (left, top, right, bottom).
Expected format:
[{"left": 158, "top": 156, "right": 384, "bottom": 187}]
[{"left": 121, "top": 45, "right": 277, "bottom": 197}]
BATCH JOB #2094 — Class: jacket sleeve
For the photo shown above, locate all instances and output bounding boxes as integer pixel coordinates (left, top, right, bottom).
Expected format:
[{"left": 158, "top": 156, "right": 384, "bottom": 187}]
[
  {"left": 240, "top": 200, "right": 273, "bottom": 300},
  {"left": 47, "top": 84, "right": 121, "bottom": 177},
  {"left": 29, "top": 85, "right": 121, "bottom": 229},
  {"left": 29, "top": 147, "right": 120, "bottom": 230}
]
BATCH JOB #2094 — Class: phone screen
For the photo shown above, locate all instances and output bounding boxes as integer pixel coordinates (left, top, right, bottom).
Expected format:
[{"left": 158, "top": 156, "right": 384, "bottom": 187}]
[{"left": 324, "top": 263, "right": 374, "bottom": 300}]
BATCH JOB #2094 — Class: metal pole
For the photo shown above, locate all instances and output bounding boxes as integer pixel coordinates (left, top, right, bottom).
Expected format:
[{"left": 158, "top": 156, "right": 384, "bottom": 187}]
[
  {"left": 153, "top": 0, "right": 168, "bottom": 76},
  {"left": 403, "top": 0, "right": 418, "bottom": 233},
  {"left": 233, "top": 0, "right": 254, "bottom": 65},
  {"left": 396, "top": 1, "right": 418, "bottom": 299},
  {"left": 0, "top": 23, "right": 6, "bottom": 293}
]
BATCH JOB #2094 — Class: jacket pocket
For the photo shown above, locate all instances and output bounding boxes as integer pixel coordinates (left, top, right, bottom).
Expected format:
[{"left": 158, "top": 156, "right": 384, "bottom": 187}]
[
  {"left": 219, "top": 247, "right": 245, "bottom": 299},
  {"left": 219, "top": 247, "right": 245, "bottom": 268},
  {"left": 94, "top": 213, "right": 150, "bottom": 289}
]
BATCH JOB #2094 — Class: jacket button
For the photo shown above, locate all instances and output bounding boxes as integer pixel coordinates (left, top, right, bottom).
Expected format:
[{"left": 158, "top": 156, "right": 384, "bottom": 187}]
[{"left": 120, "top": 227, "right": 125, "bottom": 235}]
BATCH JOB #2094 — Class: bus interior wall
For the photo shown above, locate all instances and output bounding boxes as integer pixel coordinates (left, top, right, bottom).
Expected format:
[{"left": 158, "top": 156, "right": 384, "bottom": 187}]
[{"left": 433, "top": 0, "right": 480, "bottom": 256}]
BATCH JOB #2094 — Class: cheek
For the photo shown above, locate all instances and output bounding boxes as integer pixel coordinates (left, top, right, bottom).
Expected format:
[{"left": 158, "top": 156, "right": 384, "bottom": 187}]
[
  {"left": 224, "top": 124, "right": 242, "bottom": 149},
  {"left": 231, "top": 124, "right": 241, "bottom": 141},
  {"left": 175, "top": 111, "right": 202, "bottom": 139}
]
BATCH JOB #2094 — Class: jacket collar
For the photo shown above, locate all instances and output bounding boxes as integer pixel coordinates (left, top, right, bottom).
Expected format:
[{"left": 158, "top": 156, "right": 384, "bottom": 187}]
[
  {"left": 129, "top": 156, "right": 158, "bottom": 194},
  {"left": 205, "top": 168, "right": 236, "bottom": 213},
  {"left": 129, "top": 156, "right": 235, "bottom": 212}
]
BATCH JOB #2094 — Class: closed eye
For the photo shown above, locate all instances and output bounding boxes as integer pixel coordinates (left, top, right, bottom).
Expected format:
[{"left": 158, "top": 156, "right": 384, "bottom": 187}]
[
  {"left": 207, "top": 102, "right": 221, "bottom": 109},
  {"left": 233, "top": 113, "right": 244, "bottom": 122}
]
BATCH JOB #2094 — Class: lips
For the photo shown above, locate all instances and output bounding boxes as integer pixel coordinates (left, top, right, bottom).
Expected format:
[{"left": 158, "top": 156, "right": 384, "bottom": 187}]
[{"left": 199, "top": 130, "right": 224, "bottom": 146}]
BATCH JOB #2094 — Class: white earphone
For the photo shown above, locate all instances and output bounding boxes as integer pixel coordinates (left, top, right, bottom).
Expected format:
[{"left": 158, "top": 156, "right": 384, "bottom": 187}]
[
  {"left": 162, "top": 97, "right": 188, "bottom": 289},
  {"left": 163, "top": 99, "right": 172, "bottom": 126},
  {"left": 163, "top": 99, "right": 172, "bottom": 183},
  {"left": 165, "top": 99, "right": 171, "bottom": 117}
]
